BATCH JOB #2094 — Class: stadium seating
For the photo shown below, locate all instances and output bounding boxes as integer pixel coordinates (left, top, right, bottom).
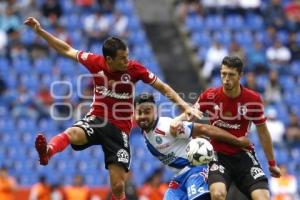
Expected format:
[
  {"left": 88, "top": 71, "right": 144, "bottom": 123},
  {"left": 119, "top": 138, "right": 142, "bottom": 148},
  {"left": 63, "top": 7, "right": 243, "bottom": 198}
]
[{"left": 0, "top": 0, "right": 169, "bottom": 187}]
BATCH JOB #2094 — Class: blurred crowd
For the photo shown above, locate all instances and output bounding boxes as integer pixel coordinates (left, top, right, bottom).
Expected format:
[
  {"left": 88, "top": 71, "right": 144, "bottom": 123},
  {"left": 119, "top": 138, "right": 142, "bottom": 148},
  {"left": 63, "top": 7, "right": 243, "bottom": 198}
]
[
  {"left": 0, "top": 165, "right": 170, "bottom": 200},
  {"left": 0, "top": 0, "right": 130, "bottom": 123}
]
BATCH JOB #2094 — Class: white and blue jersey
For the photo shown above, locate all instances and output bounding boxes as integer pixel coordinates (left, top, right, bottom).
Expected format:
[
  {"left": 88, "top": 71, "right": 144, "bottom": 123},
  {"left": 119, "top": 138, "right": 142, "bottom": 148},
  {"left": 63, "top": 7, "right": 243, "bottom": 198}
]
[{"left": 143, "top": 117, "right": 210, "bottom": 200}]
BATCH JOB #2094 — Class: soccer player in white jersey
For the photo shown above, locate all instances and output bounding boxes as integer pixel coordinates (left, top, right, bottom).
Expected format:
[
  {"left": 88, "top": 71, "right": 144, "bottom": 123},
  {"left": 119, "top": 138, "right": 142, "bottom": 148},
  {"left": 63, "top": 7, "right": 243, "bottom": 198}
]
[{"left": 134, "top": 93, "right": 251, "bottom": 200}]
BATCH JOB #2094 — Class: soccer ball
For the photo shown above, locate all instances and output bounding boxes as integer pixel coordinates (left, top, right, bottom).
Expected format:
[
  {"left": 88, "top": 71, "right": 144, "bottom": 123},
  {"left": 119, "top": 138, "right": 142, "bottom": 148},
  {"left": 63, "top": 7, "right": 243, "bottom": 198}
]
[{"left": 186, "top": 138, "right": 214, "bottom": 166}]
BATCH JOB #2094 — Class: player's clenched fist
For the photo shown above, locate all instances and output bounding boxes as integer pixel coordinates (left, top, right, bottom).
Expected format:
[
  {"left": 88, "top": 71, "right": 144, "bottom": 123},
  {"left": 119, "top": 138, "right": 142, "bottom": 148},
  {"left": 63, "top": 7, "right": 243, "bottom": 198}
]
[
  {"left": 269, "top": 165, "right": 281, "bottom": 178},
  {"left": 24, "top": 17, "right": 41, "bottom": 32}
]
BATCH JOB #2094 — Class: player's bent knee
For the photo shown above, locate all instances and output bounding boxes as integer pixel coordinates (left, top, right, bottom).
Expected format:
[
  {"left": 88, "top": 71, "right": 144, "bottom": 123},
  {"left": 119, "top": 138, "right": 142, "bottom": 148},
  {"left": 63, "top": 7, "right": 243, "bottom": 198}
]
[
  {"left": 251, "top": 189, "right": 270, "bottom": 200},
  {"left": 111, "top": 180, "right": 125, "bottom": 195},
  {"left": 210, "top": 184, "right": 226, "bottom": 200},
  {"left": 210, "top": 191, "right": 226, "bottom": 200},
  {"left": 65, "top": 127, "right": 87, "bottom": 145}
]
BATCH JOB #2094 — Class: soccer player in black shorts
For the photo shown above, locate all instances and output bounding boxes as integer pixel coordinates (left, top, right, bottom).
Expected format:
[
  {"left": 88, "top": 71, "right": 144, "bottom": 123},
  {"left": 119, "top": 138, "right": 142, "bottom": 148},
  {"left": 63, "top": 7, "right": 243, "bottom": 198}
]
[
  {"left": 194, "top": 56, "right": 281, "bottom": 200},
  {"left": 24, "top": 17, "right": 200, "bottom": 200}
]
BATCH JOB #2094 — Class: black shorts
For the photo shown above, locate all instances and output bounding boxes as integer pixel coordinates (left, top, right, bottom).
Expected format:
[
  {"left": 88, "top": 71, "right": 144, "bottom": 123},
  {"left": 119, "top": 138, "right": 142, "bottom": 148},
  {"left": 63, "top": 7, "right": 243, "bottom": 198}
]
[
  {"left": 208, "top": 150, "right": 269, "bottom": 198},
  {"left": 71, "top": 115, "right": 131, "bottom": 171}
]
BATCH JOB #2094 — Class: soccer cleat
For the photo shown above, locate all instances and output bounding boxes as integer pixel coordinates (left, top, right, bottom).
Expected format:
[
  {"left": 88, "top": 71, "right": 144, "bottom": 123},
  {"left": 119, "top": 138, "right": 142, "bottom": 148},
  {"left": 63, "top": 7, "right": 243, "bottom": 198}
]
[{"left": 35, "top": 134, "right": 49, "bottom": 165}]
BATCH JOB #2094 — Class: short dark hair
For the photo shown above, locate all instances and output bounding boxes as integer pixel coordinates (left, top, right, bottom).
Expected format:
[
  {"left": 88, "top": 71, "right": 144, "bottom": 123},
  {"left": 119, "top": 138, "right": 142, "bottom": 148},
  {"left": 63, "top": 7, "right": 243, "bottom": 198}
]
[
  {"left": 221, "top": 56, "right": 243, "bottom": 74},
  {"left": 134, "top": 93, "right": 155, "bottom": 107},
  {"left": 102, "top": 37, "right": 127, "bottom": 59}
]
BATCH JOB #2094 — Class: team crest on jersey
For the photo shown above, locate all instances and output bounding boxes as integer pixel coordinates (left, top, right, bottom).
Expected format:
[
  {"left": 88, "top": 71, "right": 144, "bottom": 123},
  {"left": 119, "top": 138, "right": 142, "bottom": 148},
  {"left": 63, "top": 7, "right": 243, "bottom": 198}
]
[
  {"left": 156, "top": 136, "right": 163, "bottom": 144},
  {"left": 238, "top": 105, "right": 247, "bottom": 115},
  {"left": 121, "top": 73, "right": 131, "bottom": 82},
  {"left": 81, "top": 52, "right": 90, "bottom": 60}
]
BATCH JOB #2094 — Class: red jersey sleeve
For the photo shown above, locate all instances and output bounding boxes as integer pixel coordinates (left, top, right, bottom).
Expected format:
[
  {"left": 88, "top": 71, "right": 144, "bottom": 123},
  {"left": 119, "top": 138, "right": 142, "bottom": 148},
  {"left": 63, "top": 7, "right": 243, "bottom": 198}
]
[
  {"left": 194, "top": 88, "right": 214, "bottom": 113},
  {"left": 135, "top": 62, "right": 157, "bottom": 84},
  {"left": 251, "top": 95, "right": 267, "bottom": 125},
  {"left": 77, "top": 51, "right": 103, "bottom": 74}
]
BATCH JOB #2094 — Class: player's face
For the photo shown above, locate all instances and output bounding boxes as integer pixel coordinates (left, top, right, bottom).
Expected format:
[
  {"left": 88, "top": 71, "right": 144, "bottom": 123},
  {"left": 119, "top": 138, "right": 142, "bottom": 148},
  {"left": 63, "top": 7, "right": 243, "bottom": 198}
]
[
  {"left": 220, "top": 65, "right": 241, "bottom": 90},
  {"left": 134, "top": 103, "right": 157, "bottom": 131},
  {"left": 107, "top": 49, "right": 129, "bottom": 71}
]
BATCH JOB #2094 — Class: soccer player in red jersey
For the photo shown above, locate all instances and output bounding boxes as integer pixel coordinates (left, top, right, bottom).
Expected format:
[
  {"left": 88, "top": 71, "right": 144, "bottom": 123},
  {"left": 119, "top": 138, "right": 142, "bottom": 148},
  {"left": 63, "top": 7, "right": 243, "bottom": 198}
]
[
  {"left": 24, "top": 17, "right": 198, "bottom": 200},
  {"left": 194, "top": 56, "right": 281, "bottom": 200}
]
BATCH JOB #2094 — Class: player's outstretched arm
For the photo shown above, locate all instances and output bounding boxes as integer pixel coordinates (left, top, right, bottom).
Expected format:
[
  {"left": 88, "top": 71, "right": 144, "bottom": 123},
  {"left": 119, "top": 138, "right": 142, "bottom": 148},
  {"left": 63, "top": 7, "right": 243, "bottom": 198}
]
[
  {"left": 24, "top": 17, "right": 78, "bottom": 61},
  {"left": 192, "top": 123, "right": 251, "bottom": 148},
  {"left": 256, "top": 123, "right": 281, "bottom": 178},
  {"left": 151, "top": 78, "right": 201, "bottom": 120}
]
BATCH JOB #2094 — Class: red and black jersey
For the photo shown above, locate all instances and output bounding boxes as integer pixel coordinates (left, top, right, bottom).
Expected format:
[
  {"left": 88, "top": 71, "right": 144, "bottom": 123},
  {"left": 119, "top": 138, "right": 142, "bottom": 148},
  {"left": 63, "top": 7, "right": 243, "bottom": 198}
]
[
  {"left": 77, "top": 51, "right": 157, "bottom": 134},
  {"left": 195, "top": 85, "right": 266, "bottom": 155}
]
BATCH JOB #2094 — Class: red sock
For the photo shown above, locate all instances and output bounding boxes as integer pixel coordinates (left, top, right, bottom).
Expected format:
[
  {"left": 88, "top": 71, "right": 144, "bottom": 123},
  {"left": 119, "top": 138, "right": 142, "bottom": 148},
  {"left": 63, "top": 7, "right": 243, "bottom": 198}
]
[
  {"left": 111, "top": 193, "right": 126, "bottom": 200},
  {"left": 48, "top": 132, "right": 70, "bottom": 157}
]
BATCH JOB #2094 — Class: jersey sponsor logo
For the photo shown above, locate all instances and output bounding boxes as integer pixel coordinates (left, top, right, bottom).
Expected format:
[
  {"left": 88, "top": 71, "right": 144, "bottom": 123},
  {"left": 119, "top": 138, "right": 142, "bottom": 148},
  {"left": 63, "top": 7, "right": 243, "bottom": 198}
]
[
  {"left": 212, "top": 120, "right": 241, "bottom": 130},
  {"left": 121, "top": 73, "right": 131, "bottom": 82},
  {"left": 117, "top": 149, "right": 129, "bottom": 163},
  {"left": 95, "top": 86, "right": 130, "bottom": 99},
  {"left": 158, "top": 152, "right": 176, "bottom": 165},
  {"left": 81, "top": 52, "right": 90, "bottom": 60},
  {"left": 155, "top": 136, "right": 163, "bottom": 144},
  {"left": 250, "top": 167, "right": 265, "bottom": 179},
  {"left": 238, "top": 105, "right": 247, "bottom": 115},
  {"left": 154, "top": 128, "right": 165, "bottom": 135}
]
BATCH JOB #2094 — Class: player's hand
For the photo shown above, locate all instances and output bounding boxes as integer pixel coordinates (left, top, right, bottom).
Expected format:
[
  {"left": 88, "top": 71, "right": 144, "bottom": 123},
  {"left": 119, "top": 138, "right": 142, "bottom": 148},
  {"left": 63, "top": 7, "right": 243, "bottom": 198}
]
[
  {"left": 184, "top": 106, "right": 203, "bottom": 121},
  {"left": 237, "top": 136, "right": 251, "bottom": 148},
  {"left": 24, "top": 17, "right": 41, "bottom": 32},
  {"left": 170, "top": 120, "right": 183, "bottom": 137},
  {"left": 269, "top": 165, "right": 281, "bottom": 178}
]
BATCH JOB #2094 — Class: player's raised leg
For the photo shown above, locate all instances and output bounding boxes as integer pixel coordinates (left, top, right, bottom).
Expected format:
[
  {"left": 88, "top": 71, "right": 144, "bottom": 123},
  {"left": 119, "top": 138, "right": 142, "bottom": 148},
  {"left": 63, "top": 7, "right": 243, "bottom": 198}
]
[{"left": 35, "top": 126, "right": 88, "bottom": 165}]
